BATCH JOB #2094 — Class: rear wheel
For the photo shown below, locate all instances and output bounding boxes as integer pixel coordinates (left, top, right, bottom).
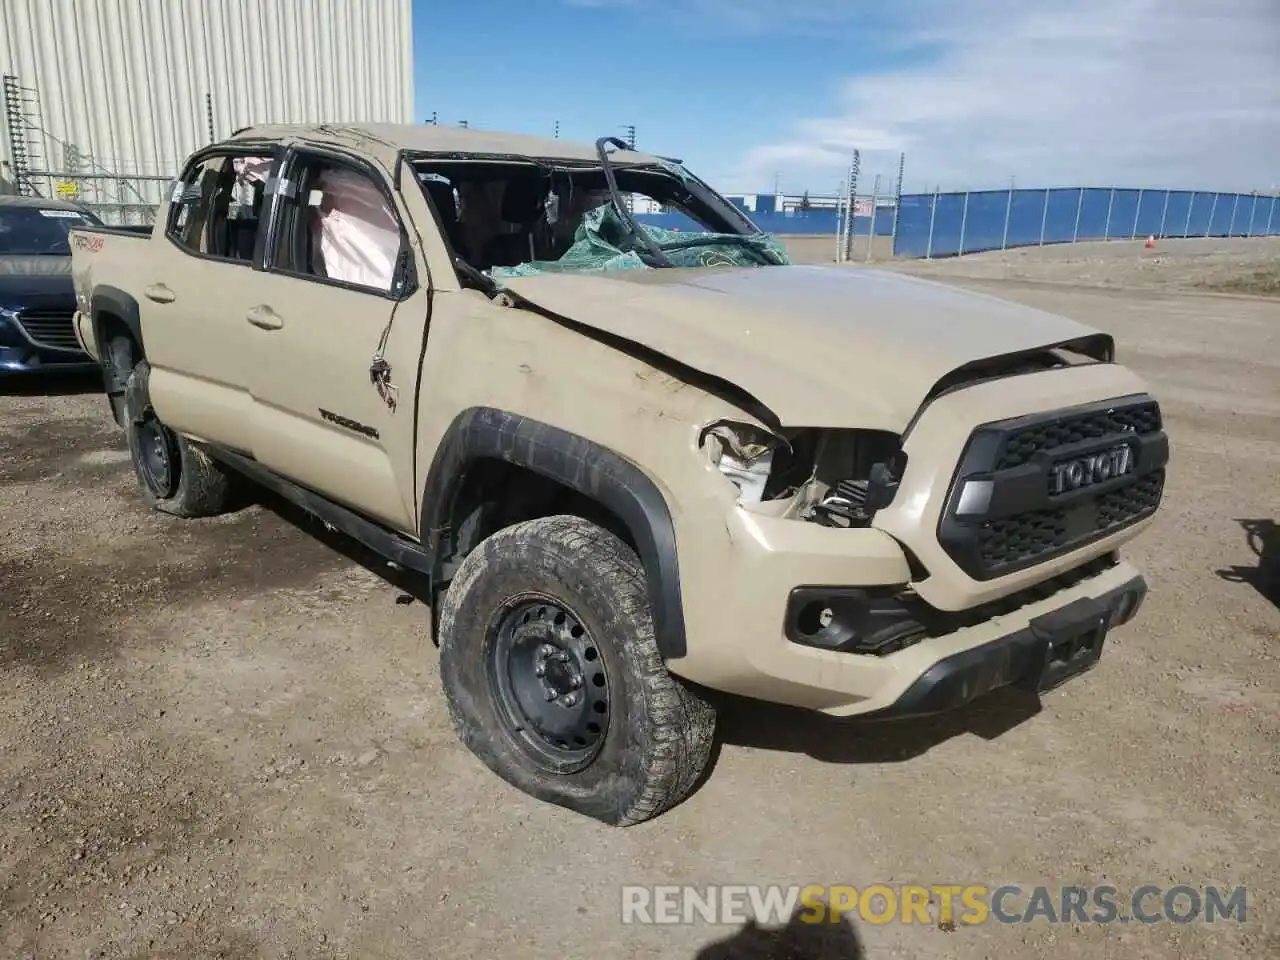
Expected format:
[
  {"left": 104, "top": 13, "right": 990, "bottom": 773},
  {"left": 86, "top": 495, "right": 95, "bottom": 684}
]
[
  {"left": 123, "top": 359, "right": 236, "bottom": 518},
  {"left": 438, "top": 515, "right": 716, "bottom": 825}
]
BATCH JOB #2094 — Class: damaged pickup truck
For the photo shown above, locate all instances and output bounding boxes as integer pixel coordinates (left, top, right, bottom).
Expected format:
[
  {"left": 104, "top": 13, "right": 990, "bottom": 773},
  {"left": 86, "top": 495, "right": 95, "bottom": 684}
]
[{"left": 68, "top": 124, "right": 1168, "bottom": 825}]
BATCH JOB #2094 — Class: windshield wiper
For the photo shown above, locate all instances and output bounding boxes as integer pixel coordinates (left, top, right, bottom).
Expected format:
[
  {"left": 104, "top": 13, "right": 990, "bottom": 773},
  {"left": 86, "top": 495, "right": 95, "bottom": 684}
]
[{"left": 594, "top": 136, "right": 672, "bottom": 268}]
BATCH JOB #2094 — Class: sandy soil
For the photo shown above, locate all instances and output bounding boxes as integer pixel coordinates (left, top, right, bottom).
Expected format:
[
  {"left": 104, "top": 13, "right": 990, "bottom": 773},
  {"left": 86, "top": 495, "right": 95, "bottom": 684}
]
[
  {"left": 1, "top": 243, "right": 1278, "bottom": 959},
  {"left": 885, "top": 236, "right": 1280, "bottom": 294}
]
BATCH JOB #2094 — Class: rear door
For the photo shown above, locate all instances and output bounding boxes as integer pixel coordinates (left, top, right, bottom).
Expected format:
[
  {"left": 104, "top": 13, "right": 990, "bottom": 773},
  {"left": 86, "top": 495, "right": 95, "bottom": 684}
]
[
  {"left": 140, "top": 146, "right": 281, "bottom": 453},
  {"left": 243, "top": 145, "right": 430, "bottom": 533}
]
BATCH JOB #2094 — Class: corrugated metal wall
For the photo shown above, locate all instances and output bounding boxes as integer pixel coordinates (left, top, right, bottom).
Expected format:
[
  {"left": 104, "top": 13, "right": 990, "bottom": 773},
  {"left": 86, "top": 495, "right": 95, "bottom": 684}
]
[{"left": 1, "top": 0, "right": 413, "bottom": 180}]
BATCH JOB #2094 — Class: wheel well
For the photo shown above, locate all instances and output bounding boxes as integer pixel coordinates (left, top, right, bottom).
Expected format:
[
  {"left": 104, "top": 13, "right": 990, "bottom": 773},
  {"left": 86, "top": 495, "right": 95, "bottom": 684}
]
[
  {"left": 96, "top": 312, "right": 140, "bottom": 371},
  {"left": 441, "top": 458, "right": 637, "bottom": 574},
  {"left": 96, "top": 312, "right": 141, "bottom": 427}
]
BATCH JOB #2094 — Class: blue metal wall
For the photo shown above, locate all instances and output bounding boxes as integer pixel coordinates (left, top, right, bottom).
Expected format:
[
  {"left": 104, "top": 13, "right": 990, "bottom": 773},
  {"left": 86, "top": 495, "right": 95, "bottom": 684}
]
[
  {"left": 634, "top": 208, "right": 895, "bottom": 237},
  {"left": 891, "top": 188, "right": 1280, "bottom": 258},
  {"left": 634, "top": 187, "right": 1280, "bottom": 259}
]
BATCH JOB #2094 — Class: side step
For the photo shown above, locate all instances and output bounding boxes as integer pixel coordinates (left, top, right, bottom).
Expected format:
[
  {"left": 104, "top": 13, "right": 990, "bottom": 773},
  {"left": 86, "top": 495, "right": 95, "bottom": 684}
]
[{"left": 202, "top": 444, "right": 434, "bottom": 576}]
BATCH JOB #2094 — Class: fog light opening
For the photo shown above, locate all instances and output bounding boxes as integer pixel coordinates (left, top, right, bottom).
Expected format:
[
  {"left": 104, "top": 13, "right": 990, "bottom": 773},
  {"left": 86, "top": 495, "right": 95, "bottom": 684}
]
[{"left": 796, "top": 602, "right": 833, "bottom": 637}]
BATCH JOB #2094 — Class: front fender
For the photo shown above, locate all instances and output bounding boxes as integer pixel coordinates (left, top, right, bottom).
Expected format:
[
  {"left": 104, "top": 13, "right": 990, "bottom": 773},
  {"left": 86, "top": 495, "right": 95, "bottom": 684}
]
[{"left": 420, "top": 407, "right": 687, "bottom": 660}]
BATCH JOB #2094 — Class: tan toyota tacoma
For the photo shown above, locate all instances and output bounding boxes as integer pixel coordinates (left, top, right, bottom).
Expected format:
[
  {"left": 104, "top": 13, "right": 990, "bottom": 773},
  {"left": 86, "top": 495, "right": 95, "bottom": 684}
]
[{"left": 69, "top": 123, "right": 1168, "bottom": 825}]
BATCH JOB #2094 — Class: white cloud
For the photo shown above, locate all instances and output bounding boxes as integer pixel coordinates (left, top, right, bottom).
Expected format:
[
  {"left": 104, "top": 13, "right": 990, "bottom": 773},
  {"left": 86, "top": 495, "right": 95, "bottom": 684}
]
[{"left": 730, "top": 0, "right": 1280, "bottom": 195}]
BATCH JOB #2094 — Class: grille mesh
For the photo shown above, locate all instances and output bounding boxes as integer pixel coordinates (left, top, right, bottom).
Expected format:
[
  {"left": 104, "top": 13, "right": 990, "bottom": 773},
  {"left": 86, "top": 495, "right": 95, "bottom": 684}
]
[
  {"left": 998, "top": 401, "right": 1162, "bottom": 470},
  {"left": 17, "top": 311, "right": 81, "bottom": 351}
]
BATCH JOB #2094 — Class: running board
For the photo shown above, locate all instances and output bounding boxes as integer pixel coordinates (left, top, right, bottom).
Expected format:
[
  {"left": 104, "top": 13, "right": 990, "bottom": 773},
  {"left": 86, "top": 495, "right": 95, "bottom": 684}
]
[{"left": 202, "top": 444, "right": 434, "bottom": 576}]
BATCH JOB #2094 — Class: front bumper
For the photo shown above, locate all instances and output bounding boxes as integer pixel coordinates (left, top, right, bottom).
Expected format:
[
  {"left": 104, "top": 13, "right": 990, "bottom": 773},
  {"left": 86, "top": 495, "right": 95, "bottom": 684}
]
[
  {"left": 0, "top": 310, "right": 94, "bottom": 373},
  {"left": 858, "top": 573, "right": 1145, "bottom": 719},
  {"left": 667, "top": 496, "right": 1151, "bottom": 716}
]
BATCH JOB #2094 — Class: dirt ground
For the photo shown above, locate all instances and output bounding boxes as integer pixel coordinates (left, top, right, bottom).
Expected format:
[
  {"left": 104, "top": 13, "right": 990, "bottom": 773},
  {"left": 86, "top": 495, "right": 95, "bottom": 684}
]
[{"left": 2, "top": 239, "right": 1278, "bottom": 959}]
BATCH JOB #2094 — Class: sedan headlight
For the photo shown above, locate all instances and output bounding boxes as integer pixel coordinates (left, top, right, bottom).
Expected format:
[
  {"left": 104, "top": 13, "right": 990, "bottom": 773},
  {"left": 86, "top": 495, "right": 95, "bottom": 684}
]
[{"left": 699, "top": 419, "right": 786, "bottom": 503}]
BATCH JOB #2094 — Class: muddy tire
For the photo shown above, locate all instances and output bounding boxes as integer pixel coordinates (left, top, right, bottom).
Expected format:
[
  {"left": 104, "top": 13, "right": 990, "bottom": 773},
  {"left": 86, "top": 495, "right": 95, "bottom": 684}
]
[
  {"left": 438, "top": 515, "right": 716, "bottom": 826},
  {"left": 123, "top": 359, "right": 235, "bottom": 518}
]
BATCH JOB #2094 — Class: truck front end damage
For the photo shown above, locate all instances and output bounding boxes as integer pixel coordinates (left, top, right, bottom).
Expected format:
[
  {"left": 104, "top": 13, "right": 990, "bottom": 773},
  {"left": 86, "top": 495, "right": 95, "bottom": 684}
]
[{"left": 664, "top": 357, "right": 1166, "bottom": 718}]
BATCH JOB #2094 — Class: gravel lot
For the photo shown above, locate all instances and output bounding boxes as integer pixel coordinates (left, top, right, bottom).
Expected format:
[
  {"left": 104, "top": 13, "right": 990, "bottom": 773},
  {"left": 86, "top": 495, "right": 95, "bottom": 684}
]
[{"left": 2, "top": 240, "right": 1278, "bottom": 959}]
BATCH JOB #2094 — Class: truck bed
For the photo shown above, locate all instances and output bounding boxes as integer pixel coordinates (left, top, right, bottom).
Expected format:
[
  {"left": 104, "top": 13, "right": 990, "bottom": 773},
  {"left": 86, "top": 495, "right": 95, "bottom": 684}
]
[{"left": 68, "top": 223, "right": 156, "bottom": 364}]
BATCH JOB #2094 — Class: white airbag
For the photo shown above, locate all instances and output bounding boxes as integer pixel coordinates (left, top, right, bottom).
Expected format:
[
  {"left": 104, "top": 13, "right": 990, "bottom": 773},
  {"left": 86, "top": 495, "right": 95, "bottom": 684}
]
[{"left": 310, "top": 167, "right": 400, "bottom": 291}]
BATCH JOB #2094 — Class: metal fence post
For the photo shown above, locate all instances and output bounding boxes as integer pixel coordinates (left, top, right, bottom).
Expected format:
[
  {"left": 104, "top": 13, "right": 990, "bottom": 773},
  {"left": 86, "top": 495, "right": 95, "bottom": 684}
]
[
  {"left": 1227, "top": 193, "right": 1239, "bottom": 236},
  {"left": 1158, "top": 190, "right": 1170, "bottom": 238},
  {"left": 1072, "top": 187, "right": 1084, "bottom": 242},
  {"left": 1103, "top": 187, "right": 1115, "bottom": 240},
  {"left": 925, "top": 187, "right": 939, "bottom": 259},
  {"left": 865, "top": 174, "right": 881, "bottom": 262},
  {"left": 1206, "top": 193, "right": 1218, "bottom": 236},
  {"left": 1267, "top": 195, "right": 1277, "bottom": 236},
  {"left": 835, "top": 189, "right": 845, "bottom": 263},
  {"left": 956, "top": 190, "right": 970, "bottom": 256},
  {"left": 841, "top": 150, "right": 860, "bottom": 262},
  {"left": 1246, "top": 194, "right": 1258, "bottom": 236},
  {"left": 1038, "top": 188, "right": 1049, "bottom": 245},
  {"left": 1183, "top": 192, "right": 1195, "bottom": 237},
  {"left": 888, "top": 152, "right": 905, "bottom": 256},
  {"left": 1001, "top": 187, "right": 1013, "bottom": 249},
  {"left": 1131, "top": 188, "right": 1143, "bottom": 239}
]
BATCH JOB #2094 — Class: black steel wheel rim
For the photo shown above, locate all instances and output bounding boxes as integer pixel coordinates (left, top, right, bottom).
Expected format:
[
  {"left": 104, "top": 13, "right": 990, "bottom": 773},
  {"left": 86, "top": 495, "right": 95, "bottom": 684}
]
[
  {"left": 134, "top": 410, "right": 178, "bottom": 498},
  {"left": 486, "top": 596, "right": 611, "bottom": 772}
]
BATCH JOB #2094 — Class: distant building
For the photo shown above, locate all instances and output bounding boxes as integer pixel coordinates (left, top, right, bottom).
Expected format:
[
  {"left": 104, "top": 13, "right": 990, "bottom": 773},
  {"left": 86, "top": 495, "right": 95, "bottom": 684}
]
[
  {"left": 727, "top": 193, "right": 895, "bottom": 216},
  {"left": 1, "top": 0, "right": 412, "bottom": 221}
]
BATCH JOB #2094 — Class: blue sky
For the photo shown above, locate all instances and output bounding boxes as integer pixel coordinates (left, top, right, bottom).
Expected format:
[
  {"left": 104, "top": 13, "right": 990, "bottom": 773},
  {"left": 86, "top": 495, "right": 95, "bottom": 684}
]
[{"left": 413, "top": 0, "right": 1280, "bottom": 196}]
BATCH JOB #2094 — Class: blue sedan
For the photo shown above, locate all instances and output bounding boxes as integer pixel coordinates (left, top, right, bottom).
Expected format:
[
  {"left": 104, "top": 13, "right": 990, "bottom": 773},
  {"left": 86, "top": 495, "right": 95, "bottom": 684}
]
[{"left": 0, "top": 194, "right": 105, "bottom": 374}]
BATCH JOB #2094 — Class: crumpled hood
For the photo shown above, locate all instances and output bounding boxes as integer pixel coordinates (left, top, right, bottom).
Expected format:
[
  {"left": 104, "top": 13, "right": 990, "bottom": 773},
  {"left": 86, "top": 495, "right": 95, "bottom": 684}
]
[{"left": 500, "top": 264, "right": 1113, "bottom": 432}]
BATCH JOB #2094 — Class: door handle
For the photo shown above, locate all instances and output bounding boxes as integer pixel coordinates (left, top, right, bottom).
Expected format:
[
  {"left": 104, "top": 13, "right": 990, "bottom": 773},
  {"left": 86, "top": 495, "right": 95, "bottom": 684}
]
[
  {"left": 246, "top": 305, "right": 283, "bottom": 330},
  {"left": 144, "top": 283, "right": 176, "bottom": 304}
]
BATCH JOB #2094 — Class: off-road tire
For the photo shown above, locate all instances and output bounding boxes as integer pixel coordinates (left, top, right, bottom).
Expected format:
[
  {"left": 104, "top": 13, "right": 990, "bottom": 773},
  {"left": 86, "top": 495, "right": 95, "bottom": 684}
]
[
  {"left": 438, "top": 515, "right": 716, "bottom": 826},
  {"left": 123, "top": 359, "right": 235, "bottom": 518}
]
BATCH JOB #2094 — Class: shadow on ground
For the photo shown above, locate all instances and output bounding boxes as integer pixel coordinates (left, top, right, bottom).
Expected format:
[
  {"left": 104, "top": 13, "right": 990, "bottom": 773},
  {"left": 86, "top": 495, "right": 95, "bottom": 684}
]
[
  {"left": 1216, "top": 518, "right": 1279, "bottom": 610},
  {"left": 695, "top": 907, "right": 866, "bottom": 959},
  {"left": 0, "top": 369, "right": 101, "bottom": 397},
  {"left": 712, "top": 686, "right": 1040, "bottom": 765},
  {"left": 249, "top": 486, "right": 435, "bottom": 606}
]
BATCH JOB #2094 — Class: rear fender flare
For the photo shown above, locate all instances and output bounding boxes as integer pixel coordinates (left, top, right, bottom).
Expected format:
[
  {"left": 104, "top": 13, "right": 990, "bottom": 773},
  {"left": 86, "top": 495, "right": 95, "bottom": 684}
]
[
  {"left": 91, "top": 286, "right": 143, "bottom": 372},
  {"left": 421, "top": 407, "right": 687, "bottom": 660}
]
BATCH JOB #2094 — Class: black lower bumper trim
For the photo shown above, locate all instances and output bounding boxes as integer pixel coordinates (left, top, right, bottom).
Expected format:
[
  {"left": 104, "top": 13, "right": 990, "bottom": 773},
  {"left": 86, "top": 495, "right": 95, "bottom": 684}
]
[{"left": 861, "top": 574, "right": 1147, "bottom": 720}]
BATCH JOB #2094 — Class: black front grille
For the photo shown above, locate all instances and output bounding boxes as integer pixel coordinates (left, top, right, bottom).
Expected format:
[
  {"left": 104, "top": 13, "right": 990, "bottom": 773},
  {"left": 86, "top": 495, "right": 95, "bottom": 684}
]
[
  {"left": 998, "top": 400, "right": 1162, "bottom": 469},
  {"left": 16, "top": 310, "right": 82, "bottom": 352},
  {"left": 939, "top": 395, "right": 1169, "bottom": 580}
]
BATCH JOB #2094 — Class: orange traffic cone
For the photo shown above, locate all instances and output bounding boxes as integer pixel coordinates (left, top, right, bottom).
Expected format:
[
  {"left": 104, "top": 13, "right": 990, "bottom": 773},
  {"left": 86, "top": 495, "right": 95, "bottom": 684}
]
[{"left": 1144, "top": 235, "right": 1156, "bottom": 249}]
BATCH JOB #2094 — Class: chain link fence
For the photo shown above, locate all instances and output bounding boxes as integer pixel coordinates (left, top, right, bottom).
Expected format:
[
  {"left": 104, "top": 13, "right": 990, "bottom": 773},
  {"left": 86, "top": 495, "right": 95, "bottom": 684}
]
[{"left": 21, "top": 171, "right": 171, "bottom": 225}]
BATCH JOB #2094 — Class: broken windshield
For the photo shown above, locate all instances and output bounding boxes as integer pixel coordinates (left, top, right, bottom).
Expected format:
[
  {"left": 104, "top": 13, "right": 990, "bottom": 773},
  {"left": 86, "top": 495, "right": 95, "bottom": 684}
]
[{"left": 410, "top": 150, "right": 790, "bottom": 285}]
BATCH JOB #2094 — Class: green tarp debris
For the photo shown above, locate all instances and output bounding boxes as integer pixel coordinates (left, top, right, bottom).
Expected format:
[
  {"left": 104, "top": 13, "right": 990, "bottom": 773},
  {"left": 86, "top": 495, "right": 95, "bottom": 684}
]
[{"left": 489, "top": 204, "right": 790, "bottom": 279}]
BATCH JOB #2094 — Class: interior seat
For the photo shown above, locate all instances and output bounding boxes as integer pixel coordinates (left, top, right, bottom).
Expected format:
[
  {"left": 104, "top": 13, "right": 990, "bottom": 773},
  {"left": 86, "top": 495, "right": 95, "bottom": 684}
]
[
  {"left": 482, "top": 177, "right": 547, "bottom": 268},
  {"left": 422, "top": 178, "right": 466, "bottom": 258}
]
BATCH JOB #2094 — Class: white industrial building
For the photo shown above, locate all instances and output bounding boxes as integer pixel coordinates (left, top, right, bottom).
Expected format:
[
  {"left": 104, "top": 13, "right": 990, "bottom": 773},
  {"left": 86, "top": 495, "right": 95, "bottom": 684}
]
[{"left": 0, "top": 0, "right": 413, "bottom": 218}]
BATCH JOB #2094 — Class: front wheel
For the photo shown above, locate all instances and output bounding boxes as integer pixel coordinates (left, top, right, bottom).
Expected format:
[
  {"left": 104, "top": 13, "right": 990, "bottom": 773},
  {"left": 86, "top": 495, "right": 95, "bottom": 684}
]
[
  {"left": 437, "top": 515, "right": 716, "bottom": 825},
  {"left": 123, "top": 359, "right": 236, "bottom": 518}
]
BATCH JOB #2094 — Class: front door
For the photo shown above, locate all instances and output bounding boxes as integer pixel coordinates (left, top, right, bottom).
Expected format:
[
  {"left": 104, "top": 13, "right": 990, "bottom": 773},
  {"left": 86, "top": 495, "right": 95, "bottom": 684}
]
[
  {"left": 142, "top": 148, "right": 279, "bottom": 454},
  {"left": 244, "top": 147, "right": 429, "bottom": 533}
]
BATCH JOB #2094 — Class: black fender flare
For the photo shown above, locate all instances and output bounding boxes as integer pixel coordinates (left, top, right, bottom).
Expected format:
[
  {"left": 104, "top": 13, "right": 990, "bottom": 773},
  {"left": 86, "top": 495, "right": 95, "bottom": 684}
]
[
  {"left": 91, "top": 286, "right": 144, "bottom": 361},
  {"left": 421, "top": 407, "right": 687, "bottom": 660}
]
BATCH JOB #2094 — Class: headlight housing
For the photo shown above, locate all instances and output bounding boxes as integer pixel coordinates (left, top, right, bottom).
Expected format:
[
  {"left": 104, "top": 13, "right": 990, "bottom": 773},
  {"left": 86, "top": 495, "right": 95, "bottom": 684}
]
[{"left": 699, "top": 419, "right": 786, "bottom": 503}]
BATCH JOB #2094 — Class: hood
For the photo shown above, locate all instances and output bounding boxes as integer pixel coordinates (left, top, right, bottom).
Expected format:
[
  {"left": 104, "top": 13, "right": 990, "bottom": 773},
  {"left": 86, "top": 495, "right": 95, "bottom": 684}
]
[
  {"left": 0, "top": 256, "right": 76, "bottom": 312},
  {"left": 500, "top": 264, "right": 1113, "bottom": 432}
]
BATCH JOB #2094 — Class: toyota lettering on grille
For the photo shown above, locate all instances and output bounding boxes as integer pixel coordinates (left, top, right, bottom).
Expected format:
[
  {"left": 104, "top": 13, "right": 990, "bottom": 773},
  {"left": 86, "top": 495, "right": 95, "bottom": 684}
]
[{"left": 1050, "top": 444, "right": 1133, "bottom": 495}]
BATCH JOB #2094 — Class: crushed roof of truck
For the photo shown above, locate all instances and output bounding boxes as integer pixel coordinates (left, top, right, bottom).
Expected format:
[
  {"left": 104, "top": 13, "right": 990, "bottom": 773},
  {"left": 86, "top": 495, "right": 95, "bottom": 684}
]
[{"left": 226, "top": 123, "right": 663, "bottom": 167}]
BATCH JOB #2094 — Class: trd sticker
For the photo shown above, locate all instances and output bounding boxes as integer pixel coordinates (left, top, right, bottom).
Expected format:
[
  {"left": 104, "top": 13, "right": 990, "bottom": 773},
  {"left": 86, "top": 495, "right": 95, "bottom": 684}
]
[{"left": 71, "top": 234, "right": 105, "bottom": 252}]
